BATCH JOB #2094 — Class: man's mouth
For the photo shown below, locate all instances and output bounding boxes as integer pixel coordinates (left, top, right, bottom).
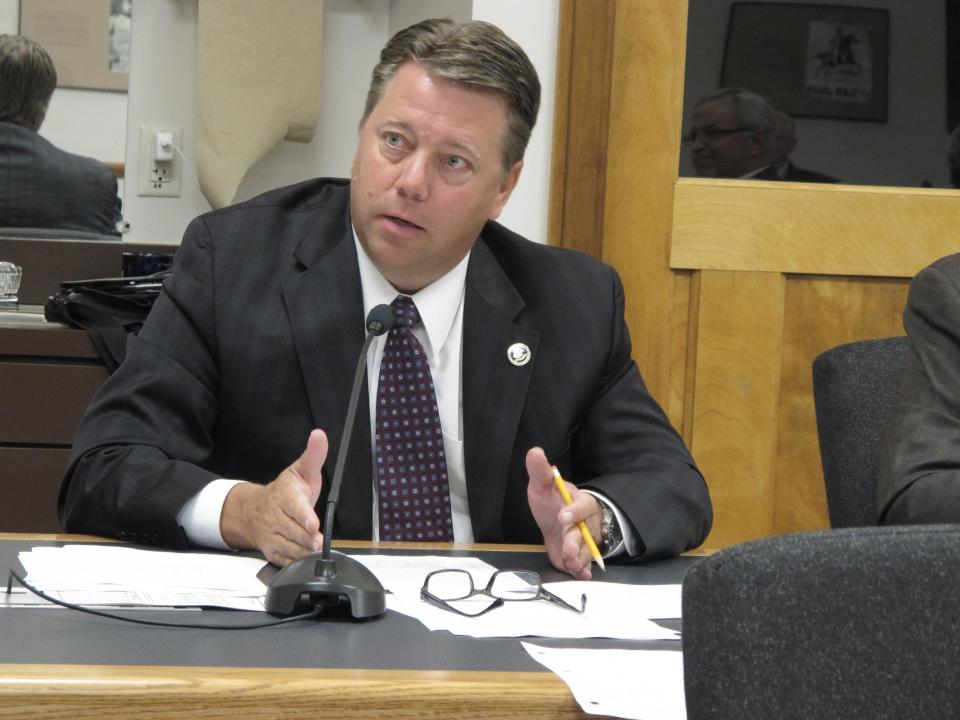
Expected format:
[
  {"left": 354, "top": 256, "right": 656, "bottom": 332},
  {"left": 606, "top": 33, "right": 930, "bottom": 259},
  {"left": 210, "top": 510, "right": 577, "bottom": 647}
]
[{"left": 385, "top": 215, "right": 424, "bottom": 231}]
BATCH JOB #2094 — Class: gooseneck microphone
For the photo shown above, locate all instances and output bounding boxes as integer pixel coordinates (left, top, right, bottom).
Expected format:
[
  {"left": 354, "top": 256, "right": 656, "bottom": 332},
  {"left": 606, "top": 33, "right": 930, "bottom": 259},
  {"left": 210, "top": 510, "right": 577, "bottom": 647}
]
[{"left": 265, "top": 304, "right": 394, "bottom": 619}]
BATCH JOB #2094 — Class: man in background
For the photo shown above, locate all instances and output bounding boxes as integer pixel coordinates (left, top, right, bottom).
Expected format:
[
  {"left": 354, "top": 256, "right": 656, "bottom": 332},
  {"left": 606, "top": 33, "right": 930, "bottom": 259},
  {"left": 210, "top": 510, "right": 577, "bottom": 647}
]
[
  {"left": 770, "top": 110, "right": 839, "bottom": 183},
  {"left": 0, "top": 34, "right": 121, "bottom": 236},
  {"left": 59, "top": 19, "right": 711, "bottom": 578},
  {"left": 684, "top": 87, "right": 777, "bottom": 180},
  {"left": 878, "top": 251, "right": 960, "bottom": 524}
]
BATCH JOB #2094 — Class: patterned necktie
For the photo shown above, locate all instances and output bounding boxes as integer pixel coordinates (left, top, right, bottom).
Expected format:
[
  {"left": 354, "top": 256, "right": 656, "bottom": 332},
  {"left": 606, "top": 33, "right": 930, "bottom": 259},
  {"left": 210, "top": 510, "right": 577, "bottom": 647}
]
[{"left": 375, "top": 295, "right": 453, "bottom": 542}]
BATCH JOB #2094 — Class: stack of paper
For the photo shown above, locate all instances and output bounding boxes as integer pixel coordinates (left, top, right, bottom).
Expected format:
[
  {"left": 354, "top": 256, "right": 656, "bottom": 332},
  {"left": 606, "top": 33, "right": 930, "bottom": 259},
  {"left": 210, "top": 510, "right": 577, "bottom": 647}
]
[{"left": 17, "top": 545, "right": 269, "bottom": 611}]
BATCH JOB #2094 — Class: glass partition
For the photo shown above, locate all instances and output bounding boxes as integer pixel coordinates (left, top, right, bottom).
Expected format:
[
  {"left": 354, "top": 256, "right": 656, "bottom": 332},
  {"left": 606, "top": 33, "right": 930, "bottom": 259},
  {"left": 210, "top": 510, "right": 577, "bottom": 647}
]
[{"left": 680, "top": 0, "right": 959, "bottom": 188}]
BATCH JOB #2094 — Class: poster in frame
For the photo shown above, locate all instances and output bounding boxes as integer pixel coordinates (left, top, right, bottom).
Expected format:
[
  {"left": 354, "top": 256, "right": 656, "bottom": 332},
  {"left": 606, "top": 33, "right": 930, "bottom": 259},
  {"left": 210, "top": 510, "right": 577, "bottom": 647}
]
[
  {"left": 720, "top": 2, "right": 889, "bottom": 122},
  {"left": 18, "top": 0, "right": 129, "bottom": 93}
]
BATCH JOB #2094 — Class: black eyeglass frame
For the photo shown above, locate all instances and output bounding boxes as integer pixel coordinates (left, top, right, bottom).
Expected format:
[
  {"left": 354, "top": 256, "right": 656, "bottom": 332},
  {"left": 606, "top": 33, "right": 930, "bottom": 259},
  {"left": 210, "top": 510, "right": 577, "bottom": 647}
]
[
  {"left": 681, "top": 127, "right": 758, "bottom": 145},
  {"left": 420, "top": 568, "right": 587, "bottom": 618}
]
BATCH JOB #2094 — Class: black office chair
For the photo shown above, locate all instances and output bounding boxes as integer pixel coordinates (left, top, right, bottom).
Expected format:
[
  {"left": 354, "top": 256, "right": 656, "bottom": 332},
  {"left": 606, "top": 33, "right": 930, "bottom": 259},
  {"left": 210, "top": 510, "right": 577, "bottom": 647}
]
[
  {"left": 811, "top": 337, "right": 909, "bottom": 527},
  {"left": 682, "top": 526, "right": 960, "bottom": 720}
]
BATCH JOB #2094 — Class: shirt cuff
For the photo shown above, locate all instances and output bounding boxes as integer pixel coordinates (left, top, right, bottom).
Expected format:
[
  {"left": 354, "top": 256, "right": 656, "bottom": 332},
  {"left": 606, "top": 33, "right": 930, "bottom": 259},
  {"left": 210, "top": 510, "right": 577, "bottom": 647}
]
[
  {"left": 176, "top": 478, "right": 245, "bottom": 550},
  {"left": 581, "top": 489, "right": 637, "bottom": 558}
]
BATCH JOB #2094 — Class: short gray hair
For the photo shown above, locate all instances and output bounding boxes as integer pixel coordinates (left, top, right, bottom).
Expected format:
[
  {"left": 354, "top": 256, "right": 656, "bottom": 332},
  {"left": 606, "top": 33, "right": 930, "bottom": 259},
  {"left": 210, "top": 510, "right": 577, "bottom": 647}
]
[
  {"left": 697, "top": 87, "right": 776, "bottom": 153},
  {"left": 0, "top": 34, "right": 56, "bottom": 131},
  {"left": 361, "top": 18, "right": 540, "bottom": 172}
]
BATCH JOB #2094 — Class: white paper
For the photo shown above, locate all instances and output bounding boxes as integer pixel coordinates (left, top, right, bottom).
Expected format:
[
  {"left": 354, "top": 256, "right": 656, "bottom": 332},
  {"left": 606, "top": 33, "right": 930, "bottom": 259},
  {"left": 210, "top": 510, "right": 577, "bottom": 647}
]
[
  {"left": 522, "top": 642, "right": 687, "bottom": 720},
  {"left": 17, "top": 545, "right": 269, "bottom": 611},
  {"left": 363, "top": 557, "right": 679, "bottom": 640}
]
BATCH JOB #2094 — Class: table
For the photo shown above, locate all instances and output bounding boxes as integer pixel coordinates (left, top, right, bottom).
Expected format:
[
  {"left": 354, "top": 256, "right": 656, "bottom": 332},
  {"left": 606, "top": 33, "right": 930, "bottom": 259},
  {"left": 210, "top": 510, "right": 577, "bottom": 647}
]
[{"left": 0, "top": 533, "right": 698, "bottom": 719}]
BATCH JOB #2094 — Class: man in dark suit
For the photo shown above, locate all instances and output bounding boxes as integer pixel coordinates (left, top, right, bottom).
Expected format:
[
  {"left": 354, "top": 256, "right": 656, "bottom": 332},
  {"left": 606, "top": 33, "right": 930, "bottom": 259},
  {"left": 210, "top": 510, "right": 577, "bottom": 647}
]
[
  {"left": 0, "top": 34, "right": 121, "bottom": 236},
  {"left": 878, "top": 253, "right": 960, "bottom": 524},
  {"left": 59, "top": 19, "right": 711, "bottom": 578}
]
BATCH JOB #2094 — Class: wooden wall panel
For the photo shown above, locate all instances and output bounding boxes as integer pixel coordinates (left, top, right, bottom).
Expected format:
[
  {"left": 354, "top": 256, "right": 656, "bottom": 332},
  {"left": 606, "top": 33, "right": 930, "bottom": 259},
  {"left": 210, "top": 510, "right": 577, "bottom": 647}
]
[
  {"left": 772, "top": 276, "right": 910, "bottom": 535},
  {"left": 600, "top": 0, "right": 689, "bottom": 409},
  {"left": 672, "top": 180, "right": 960, "bottom": 277},
  {"left": 690, "top": 270, "right": 785, "bottom": 546},
  {"left": 0, "top": 448, "right": 69, "bottom": 532}
]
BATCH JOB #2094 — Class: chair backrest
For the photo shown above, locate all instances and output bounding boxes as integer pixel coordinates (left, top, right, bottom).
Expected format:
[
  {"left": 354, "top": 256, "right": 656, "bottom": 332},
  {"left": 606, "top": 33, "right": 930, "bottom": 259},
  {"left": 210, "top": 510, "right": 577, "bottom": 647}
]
[
  {"left": 682, "top": 526, "right": 960, "bottom": 720},
  {"left": 811, "top": 336, "right": 908, "bottom": 527}
]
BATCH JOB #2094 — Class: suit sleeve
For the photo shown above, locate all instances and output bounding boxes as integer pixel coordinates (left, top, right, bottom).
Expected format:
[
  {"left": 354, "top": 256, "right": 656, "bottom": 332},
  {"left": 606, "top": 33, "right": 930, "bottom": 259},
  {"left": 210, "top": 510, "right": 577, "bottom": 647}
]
[
  {"left": 576, "top": 271, "right": 712, "bottom": 560},
  {"left": 57, "top": 217, "right": 223, "bottom": 547},
  {"left": 878, "top": 260, "right": 960, "bottom": 523}
]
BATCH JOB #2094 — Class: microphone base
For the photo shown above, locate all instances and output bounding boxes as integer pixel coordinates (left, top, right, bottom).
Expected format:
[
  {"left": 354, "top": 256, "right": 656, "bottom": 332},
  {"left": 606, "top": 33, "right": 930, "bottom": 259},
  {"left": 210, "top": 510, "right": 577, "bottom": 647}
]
[{"left": 265, "top": 550, "right": 386, "bottom": 619}]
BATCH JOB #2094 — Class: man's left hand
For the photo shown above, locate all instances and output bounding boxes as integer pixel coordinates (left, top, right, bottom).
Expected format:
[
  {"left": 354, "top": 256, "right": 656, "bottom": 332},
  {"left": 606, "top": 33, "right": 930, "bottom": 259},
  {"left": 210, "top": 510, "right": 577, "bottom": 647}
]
[{"left": 525, "top": 447, "right": 603, "bottom": 579}]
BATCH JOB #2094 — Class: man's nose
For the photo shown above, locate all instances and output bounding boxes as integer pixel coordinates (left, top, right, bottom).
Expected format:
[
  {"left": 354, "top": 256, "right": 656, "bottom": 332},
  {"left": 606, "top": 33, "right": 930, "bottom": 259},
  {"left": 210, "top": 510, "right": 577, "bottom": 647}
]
[
  {"left": 690, "top": 131, "right": 708, "bottom": 150},
  {"left": 395, "top": 154, "right": 430, "bottom": 201}
]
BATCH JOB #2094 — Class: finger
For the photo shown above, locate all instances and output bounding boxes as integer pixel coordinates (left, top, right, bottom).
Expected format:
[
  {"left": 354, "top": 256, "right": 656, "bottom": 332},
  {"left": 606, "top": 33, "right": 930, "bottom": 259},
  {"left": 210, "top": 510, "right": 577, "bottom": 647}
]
[
  {"left": 274, "top": 491, "right": 323, "bottom": 548},
  {"left": 295, "top": 429, "right": 328, "bottom": 504},
  {"left": 524, "top": 447, "right": 553, "bottom": 492},
  {"left": 267, "top": 524, "right": 323, "bottom": 566},
  {"left": 563, "top": 524, "right": 593, "bottom": 580}
]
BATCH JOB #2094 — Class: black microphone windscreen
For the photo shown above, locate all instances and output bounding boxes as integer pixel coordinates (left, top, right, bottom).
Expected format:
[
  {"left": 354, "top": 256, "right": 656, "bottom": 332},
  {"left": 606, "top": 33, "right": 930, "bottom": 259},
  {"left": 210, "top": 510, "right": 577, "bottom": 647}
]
[{"left": 366, "top": 304, "right": 395, "bottom": 336}]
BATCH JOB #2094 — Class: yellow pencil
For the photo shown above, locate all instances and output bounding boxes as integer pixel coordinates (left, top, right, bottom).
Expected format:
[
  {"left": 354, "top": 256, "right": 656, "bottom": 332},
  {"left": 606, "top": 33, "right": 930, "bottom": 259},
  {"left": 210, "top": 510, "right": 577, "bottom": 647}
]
[{"left": 551, "top": 466, "right": 605, "bottom": 571}]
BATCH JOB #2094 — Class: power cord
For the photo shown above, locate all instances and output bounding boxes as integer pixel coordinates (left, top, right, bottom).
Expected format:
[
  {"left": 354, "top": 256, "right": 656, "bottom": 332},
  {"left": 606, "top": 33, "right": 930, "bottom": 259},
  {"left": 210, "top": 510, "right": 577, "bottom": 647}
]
[{"left": 6, "top": 569, "right": 320, "bottom": 629}]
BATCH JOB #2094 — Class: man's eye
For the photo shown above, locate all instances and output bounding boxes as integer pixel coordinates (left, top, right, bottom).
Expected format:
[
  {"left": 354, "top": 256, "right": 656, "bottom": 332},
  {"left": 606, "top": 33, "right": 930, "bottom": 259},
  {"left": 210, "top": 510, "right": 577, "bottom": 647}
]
[
  {"left": 445, "top": 155, "right": 467, "bottom": 170},
  {"left": 384, "top": 133, "right": 404, "bottom": 148}
]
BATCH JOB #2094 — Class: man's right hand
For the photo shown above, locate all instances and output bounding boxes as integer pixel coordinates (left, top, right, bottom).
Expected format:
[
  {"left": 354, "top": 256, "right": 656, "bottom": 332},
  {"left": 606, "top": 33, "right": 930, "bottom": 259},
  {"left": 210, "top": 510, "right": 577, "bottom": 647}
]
[{"left": 219, "top": 429, "right": 327, "bottom": 567}]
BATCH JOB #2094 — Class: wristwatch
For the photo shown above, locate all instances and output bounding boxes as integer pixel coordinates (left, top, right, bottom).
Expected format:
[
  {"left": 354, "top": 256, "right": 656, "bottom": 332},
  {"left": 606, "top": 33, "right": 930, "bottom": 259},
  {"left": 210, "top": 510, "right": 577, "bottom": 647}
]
[{"left": 598, "top": 501, "right": 623, "bottom": 556}]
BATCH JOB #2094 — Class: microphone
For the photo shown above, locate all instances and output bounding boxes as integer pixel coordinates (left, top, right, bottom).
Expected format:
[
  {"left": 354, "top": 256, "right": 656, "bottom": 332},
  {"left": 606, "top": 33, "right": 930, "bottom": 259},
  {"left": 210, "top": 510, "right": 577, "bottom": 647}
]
[{"left": 266, "top": 304, "right": 394, "bottom": 619}]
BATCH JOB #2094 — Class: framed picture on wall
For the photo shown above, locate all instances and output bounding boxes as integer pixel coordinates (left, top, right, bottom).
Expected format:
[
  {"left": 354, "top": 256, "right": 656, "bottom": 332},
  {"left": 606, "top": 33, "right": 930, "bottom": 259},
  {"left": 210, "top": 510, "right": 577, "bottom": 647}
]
[
  {"left": 19, "top": 0, "right": 129, "bottom": 92},
  {"left": 720, "top": 2, "right": 889, "bottom": 122}
]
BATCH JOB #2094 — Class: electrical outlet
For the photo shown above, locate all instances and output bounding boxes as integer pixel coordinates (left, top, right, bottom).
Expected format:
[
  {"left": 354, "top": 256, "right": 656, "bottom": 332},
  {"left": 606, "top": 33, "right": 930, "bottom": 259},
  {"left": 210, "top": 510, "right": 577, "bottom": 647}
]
[{"left": 138, "top": 124, "right": 183, "bottom": 197}]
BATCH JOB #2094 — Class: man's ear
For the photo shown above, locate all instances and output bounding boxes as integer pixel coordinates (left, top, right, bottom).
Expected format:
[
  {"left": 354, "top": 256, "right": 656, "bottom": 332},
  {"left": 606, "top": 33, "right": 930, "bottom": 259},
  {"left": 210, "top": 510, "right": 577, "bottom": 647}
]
[
  {"left": 489, "top": 161, "right": 524, "bottom": 220},
  {"left": 748, "top": 131, "right": 769, "bottom": 159}
]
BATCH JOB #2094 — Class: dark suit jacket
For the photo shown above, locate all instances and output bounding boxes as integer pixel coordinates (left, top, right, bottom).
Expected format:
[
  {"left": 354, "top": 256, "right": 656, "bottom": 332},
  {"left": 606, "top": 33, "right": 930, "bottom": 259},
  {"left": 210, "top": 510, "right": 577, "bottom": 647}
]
[
  {"left": 781, "top": 161, "right": 840, "bottom": 184},
  {"left": 59, "top": 178, "right": 711, "bottom": 559},
  {"left": 752, "top": 163, "right": 840, "bottom": 183},
  {"left": 878, "top": 252, "right": 960, "bottom": 523},
  {"left": 0, "top": 121, "right": 121, "bottom": 236}
]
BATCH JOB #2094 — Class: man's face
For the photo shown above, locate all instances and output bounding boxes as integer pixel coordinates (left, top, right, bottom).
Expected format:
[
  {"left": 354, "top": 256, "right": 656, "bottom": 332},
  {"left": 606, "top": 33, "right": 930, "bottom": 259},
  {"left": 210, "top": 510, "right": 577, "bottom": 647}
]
[
  {"left": 687, "top": 98, "right": 763, "bottom": 178},
  {"left": 350, "top": 62, "right": 522, "bottom": 294}
]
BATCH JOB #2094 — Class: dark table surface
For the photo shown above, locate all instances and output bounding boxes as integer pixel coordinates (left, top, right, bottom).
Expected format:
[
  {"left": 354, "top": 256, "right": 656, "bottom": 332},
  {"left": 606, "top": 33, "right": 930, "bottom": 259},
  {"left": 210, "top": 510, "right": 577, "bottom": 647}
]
[{"left": 1, "top": 538, "right": 697, "bottom": 672}]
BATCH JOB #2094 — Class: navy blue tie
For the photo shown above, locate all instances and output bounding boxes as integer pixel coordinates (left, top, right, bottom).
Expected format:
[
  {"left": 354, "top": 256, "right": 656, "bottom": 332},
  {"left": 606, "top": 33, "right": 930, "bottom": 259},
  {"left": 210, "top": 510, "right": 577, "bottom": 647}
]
[{"left": 375, "top": 296, "right": 453, "bottom": 541}]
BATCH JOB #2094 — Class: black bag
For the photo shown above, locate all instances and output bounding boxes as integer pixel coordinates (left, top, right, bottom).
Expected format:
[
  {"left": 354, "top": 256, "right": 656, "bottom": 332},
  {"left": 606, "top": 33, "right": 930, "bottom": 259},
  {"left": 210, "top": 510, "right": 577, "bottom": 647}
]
[{"left": 44, "top": 271, "right": 171, "bottom": 372}]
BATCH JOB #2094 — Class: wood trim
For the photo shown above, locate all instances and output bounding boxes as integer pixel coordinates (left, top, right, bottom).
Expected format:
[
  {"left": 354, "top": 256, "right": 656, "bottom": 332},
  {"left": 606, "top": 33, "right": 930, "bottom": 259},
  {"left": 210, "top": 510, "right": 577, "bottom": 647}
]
[
  {"left": 0, "top": 665, "right": 580, "bottom": 720},
  {"left": 671, "top": 179, "right": 960, "bottom": 277},
  {"left": 547, "top": 0, "right": 616, "bottom": 257},
  {"left": 547, "top": 0, "right": 573, "bottom": 248},
  {"left": 601, "top": 0, "right": 689, "bottom": 405},
  {"left": 0, "top": 534, "right": 547, "bottom": 553}
]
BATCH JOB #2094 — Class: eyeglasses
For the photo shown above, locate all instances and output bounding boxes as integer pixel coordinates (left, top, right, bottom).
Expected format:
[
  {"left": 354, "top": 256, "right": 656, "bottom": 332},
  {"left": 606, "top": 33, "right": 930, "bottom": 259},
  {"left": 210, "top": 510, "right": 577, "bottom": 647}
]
[
  {"left": 421, "top": 568, "right": 587, "bottom": 617},
  {"left": 681, "top": 127, "right": 755, "bottom": 145}
]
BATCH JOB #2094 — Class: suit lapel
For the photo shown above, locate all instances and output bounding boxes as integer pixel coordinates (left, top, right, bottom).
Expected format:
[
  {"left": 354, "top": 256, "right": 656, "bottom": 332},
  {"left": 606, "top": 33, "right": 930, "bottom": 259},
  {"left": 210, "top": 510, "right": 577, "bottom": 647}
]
[
  {"left": 462, "top": 238, "right": 539, "bottom": 540},
  {"left": 281, "top": 204, "right": 373, "bottom": 538}
]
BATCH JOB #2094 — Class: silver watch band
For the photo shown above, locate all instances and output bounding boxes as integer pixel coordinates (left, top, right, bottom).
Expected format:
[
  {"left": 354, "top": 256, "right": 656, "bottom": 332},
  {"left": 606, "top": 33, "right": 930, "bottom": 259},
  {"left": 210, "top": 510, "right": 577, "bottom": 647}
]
[{"left": 599, "top": 502, "right": 623, "bottom": 555}]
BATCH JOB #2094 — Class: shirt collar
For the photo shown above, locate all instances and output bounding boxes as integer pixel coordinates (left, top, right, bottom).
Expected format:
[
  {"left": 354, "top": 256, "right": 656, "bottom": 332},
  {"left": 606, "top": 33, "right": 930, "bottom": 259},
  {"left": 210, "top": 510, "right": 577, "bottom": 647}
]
[
  {"left": 740, "top": 164, "right": 773, "bottom": 179},
  {"left": 353, "top": 229, "right": 469, "bottom": 355}
]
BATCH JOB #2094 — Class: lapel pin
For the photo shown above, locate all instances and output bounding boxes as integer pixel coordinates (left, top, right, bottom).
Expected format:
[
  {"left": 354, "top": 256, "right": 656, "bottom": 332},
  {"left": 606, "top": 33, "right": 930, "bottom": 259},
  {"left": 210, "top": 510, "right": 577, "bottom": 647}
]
[{"left": 507, "top": 342, "right": 531, "bottom": 367}]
